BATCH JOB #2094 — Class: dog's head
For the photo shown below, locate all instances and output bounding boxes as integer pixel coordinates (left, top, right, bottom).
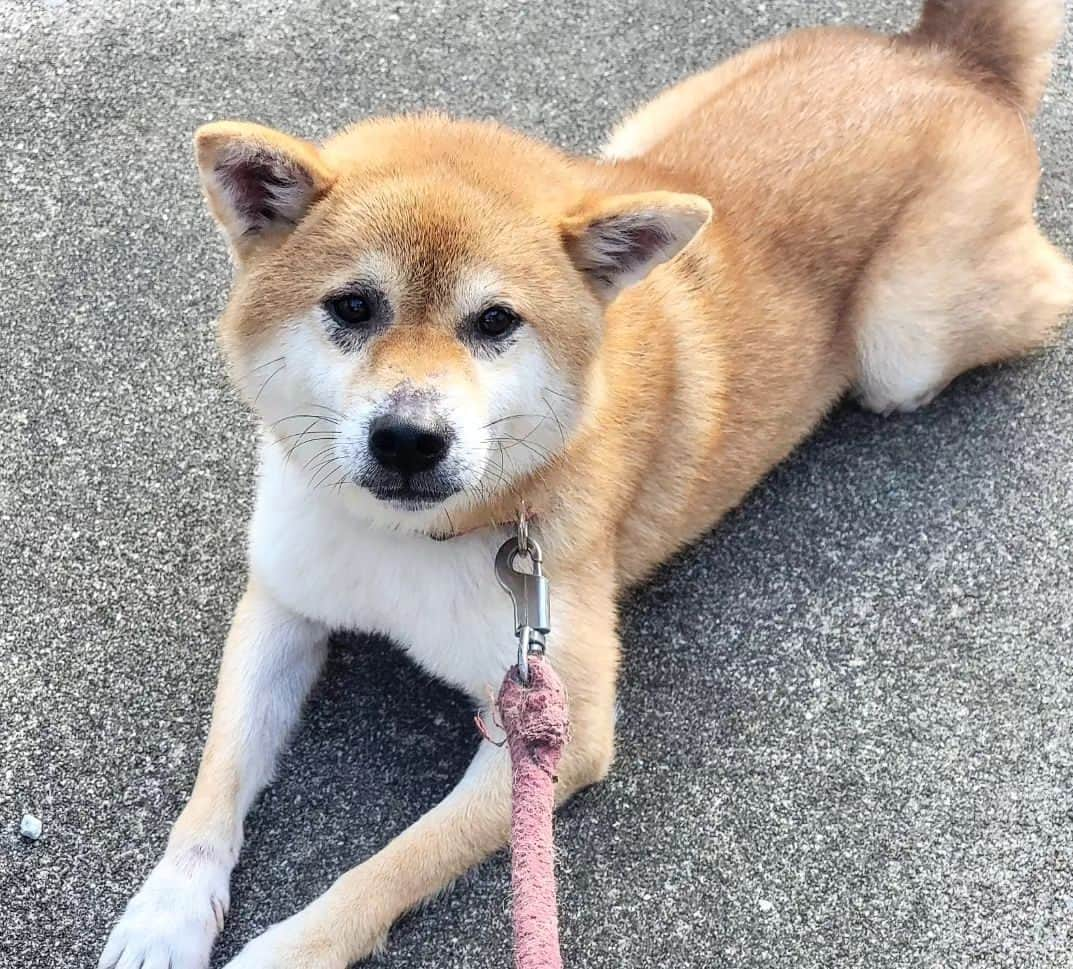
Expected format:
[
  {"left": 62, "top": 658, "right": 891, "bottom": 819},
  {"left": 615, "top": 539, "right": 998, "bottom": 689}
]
[{"left": 195, "top": 116, "right": 709, "bottom": 531}]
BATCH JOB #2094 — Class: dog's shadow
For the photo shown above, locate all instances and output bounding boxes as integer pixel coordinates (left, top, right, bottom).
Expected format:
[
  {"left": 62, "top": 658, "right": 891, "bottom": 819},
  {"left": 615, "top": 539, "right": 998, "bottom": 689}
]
[{"left": 213, "top": 356, "right": 1061, "bottom": 967}]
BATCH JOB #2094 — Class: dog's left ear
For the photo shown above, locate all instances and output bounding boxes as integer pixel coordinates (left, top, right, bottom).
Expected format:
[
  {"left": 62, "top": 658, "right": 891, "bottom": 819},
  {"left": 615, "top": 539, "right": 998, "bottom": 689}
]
[
  {"left": 194, "top": 121, "right": 336, "bottom": 261},
  {"left": 560, "top": 191, "right": 712, "bottom": 300}
]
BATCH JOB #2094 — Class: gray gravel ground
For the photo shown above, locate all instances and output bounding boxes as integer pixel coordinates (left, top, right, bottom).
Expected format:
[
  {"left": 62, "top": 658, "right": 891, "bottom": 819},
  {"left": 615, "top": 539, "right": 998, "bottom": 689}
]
[{"left": 1, "top": 1, "right": 1071, "bottom": 967}]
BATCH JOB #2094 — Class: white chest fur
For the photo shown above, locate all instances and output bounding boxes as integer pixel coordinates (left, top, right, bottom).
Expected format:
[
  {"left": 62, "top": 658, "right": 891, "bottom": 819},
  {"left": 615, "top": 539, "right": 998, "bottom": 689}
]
[{"left": 248, "top": 446, "right": 519, "bottom": 699}]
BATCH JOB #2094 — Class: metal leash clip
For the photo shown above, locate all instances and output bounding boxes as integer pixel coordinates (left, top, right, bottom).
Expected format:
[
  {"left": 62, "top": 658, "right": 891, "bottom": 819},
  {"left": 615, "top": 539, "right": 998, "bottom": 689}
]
[{"left": 495, "top": 511, "right": 550, "bottom": 686}]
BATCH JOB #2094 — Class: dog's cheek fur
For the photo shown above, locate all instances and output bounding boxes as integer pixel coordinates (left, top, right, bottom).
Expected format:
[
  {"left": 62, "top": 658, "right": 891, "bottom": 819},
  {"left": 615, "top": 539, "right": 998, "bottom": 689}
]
[
  {"left": 472, "top": 326, "right": 584, "bottom": 488},
  {"left": 228, "top": 310, "right": 351, "bottom": 440}
]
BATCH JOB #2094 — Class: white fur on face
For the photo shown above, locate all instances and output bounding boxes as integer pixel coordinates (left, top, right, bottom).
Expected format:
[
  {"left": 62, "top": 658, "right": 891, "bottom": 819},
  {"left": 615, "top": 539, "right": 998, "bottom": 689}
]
[
  {"left": 230, "top": 265, "right": 582, "bottom": 532},
  {"left": 450, "top": 267, "right": 581, "bottom": 497},
  {"left": 468, "top": 325, "right": 578, "bottom": 494}
]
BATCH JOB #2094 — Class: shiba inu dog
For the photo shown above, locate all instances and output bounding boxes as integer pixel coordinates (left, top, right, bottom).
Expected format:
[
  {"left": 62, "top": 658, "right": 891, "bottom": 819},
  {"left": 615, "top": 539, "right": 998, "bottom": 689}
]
[{"left": 100, "top": 1, "right": 1072, "bottom": 966}]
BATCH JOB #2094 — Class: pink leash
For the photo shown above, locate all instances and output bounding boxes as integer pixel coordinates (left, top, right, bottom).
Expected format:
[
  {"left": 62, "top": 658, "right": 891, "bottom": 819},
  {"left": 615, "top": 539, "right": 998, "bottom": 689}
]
[
  {"left": 483, "top": 518, "right": 569, "bottom": 969},
  {"left": 497, "top": 657, "right": 570, "bottom": 969}
]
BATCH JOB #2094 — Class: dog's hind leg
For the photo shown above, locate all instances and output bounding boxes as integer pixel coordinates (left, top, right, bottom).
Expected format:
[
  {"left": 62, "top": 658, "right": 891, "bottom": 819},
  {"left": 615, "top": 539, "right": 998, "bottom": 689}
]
[
  {"left": 850, "top": 125, "right": 1073, "bottom": 417},
  {"left": 853, "top": 213, "right": 1073, "bottom": 415}
]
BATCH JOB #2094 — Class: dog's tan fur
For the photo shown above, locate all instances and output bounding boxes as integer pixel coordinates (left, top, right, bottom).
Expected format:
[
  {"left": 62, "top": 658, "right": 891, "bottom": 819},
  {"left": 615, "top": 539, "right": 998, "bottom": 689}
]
[
  {"left": 102, "top": 3, "right": 1071, "bottom": 967},
  {"left": 202, "top": 17, "right": 1073, "bottom": 585}
]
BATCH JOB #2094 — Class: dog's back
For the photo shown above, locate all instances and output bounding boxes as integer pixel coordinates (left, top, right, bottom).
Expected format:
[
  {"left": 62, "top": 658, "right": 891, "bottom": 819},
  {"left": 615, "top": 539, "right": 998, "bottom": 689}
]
[{"left": 602, "top": 0, "right": 1072, "bottom": 579}]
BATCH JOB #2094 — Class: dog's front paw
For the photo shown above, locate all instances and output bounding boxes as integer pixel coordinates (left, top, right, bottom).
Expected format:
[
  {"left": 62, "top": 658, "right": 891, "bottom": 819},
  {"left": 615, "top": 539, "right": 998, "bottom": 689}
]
[
  {"left": 222, "top": 914, "right": 347, "bottom": 969},
  {"left": 99, "top": 849, "right": 230, "bottom": 969}
]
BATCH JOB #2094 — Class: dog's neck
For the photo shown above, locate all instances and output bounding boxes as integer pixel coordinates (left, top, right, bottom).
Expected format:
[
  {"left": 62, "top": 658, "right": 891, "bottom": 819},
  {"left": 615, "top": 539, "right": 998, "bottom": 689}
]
[{"left": 427, "top": 489, "right": 545, "bottom": 542}]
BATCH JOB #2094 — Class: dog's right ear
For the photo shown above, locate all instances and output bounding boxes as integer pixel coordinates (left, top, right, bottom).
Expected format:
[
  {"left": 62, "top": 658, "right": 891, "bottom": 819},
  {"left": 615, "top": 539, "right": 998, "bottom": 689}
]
[{"left": 194, "top": 121, "right": 335, "bottom": 260}]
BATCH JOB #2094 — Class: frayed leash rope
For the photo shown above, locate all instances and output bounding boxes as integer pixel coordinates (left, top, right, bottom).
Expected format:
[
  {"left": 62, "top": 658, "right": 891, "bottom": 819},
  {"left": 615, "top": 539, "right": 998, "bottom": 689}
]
[
  {"left": 498, "top": 657, "right": 569, "bottom": 969},
  {"left": 482, "top": 508, "right": 568, "bottom": 969}
]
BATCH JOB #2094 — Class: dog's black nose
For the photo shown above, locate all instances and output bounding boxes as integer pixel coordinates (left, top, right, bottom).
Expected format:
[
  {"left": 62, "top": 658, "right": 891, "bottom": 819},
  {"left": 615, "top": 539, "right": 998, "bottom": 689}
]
[{"left": 368, "top": 416, "right": 451, "bottom": 475}]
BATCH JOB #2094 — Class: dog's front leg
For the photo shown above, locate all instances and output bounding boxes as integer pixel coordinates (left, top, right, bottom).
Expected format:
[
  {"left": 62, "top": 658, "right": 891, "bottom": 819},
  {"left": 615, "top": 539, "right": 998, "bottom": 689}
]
[
  {"left": 100, "top": 579, "right": 330, "bottom": 969},
  {"left": 222, "top": 601, "right": 620, "bottom": 969}
]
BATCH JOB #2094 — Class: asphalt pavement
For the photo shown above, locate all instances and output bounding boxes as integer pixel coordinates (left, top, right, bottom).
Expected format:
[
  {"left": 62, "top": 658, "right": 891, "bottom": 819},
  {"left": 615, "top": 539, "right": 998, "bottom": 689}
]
[{"left": 1, "top": 1, "right": 1071, "bottom": 967}]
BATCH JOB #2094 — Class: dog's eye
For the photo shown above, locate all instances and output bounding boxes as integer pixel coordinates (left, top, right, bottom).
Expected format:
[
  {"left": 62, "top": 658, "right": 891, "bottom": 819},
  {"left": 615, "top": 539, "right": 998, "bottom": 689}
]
[
  {"left": 325, "top": 292, "right": 374, "bottom": 328},
  {"left": 475, "top": 305, "right": 520, "bottom": 340}
]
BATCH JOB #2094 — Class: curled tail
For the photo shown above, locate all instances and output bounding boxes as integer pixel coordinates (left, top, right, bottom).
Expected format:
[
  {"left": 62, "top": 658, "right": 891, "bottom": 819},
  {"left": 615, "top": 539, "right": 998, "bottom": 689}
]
[{"left": 909, "top": 0, "right": 1066, "bottom": 114}]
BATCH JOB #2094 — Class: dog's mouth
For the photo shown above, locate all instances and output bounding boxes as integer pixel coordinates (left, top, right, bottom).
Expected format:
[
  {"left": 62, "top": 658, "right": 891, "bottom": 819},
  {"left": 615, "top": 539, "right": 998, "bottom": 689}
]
[{"left": 361, "top": 473, "right": 461, "bottom": 510}]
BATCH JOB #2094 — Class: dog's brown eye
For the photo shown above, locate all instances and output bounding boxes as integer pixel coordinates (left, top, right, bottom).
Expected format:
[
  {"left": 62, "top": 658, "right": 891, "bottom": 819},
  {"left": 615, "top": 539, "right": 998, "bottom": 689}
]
[
  {"left": 325, "top": 292, "right": 373, "bottom": 328},
  {"left": 476, "top": 306, "right": 519, "bottom": 339}
]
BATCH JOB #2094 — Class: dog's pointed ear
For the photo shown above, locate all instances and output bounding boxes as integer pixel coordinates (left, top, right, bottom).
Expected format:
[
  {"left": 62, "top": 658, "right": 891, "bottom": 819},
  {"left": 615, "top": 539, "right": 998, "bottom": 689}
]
[
  {"left": 194, "top": 121, "right": 335, "bottom": 259},
  {"left": 560, "top": 191, "right": 712, "bottom": 300}
]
